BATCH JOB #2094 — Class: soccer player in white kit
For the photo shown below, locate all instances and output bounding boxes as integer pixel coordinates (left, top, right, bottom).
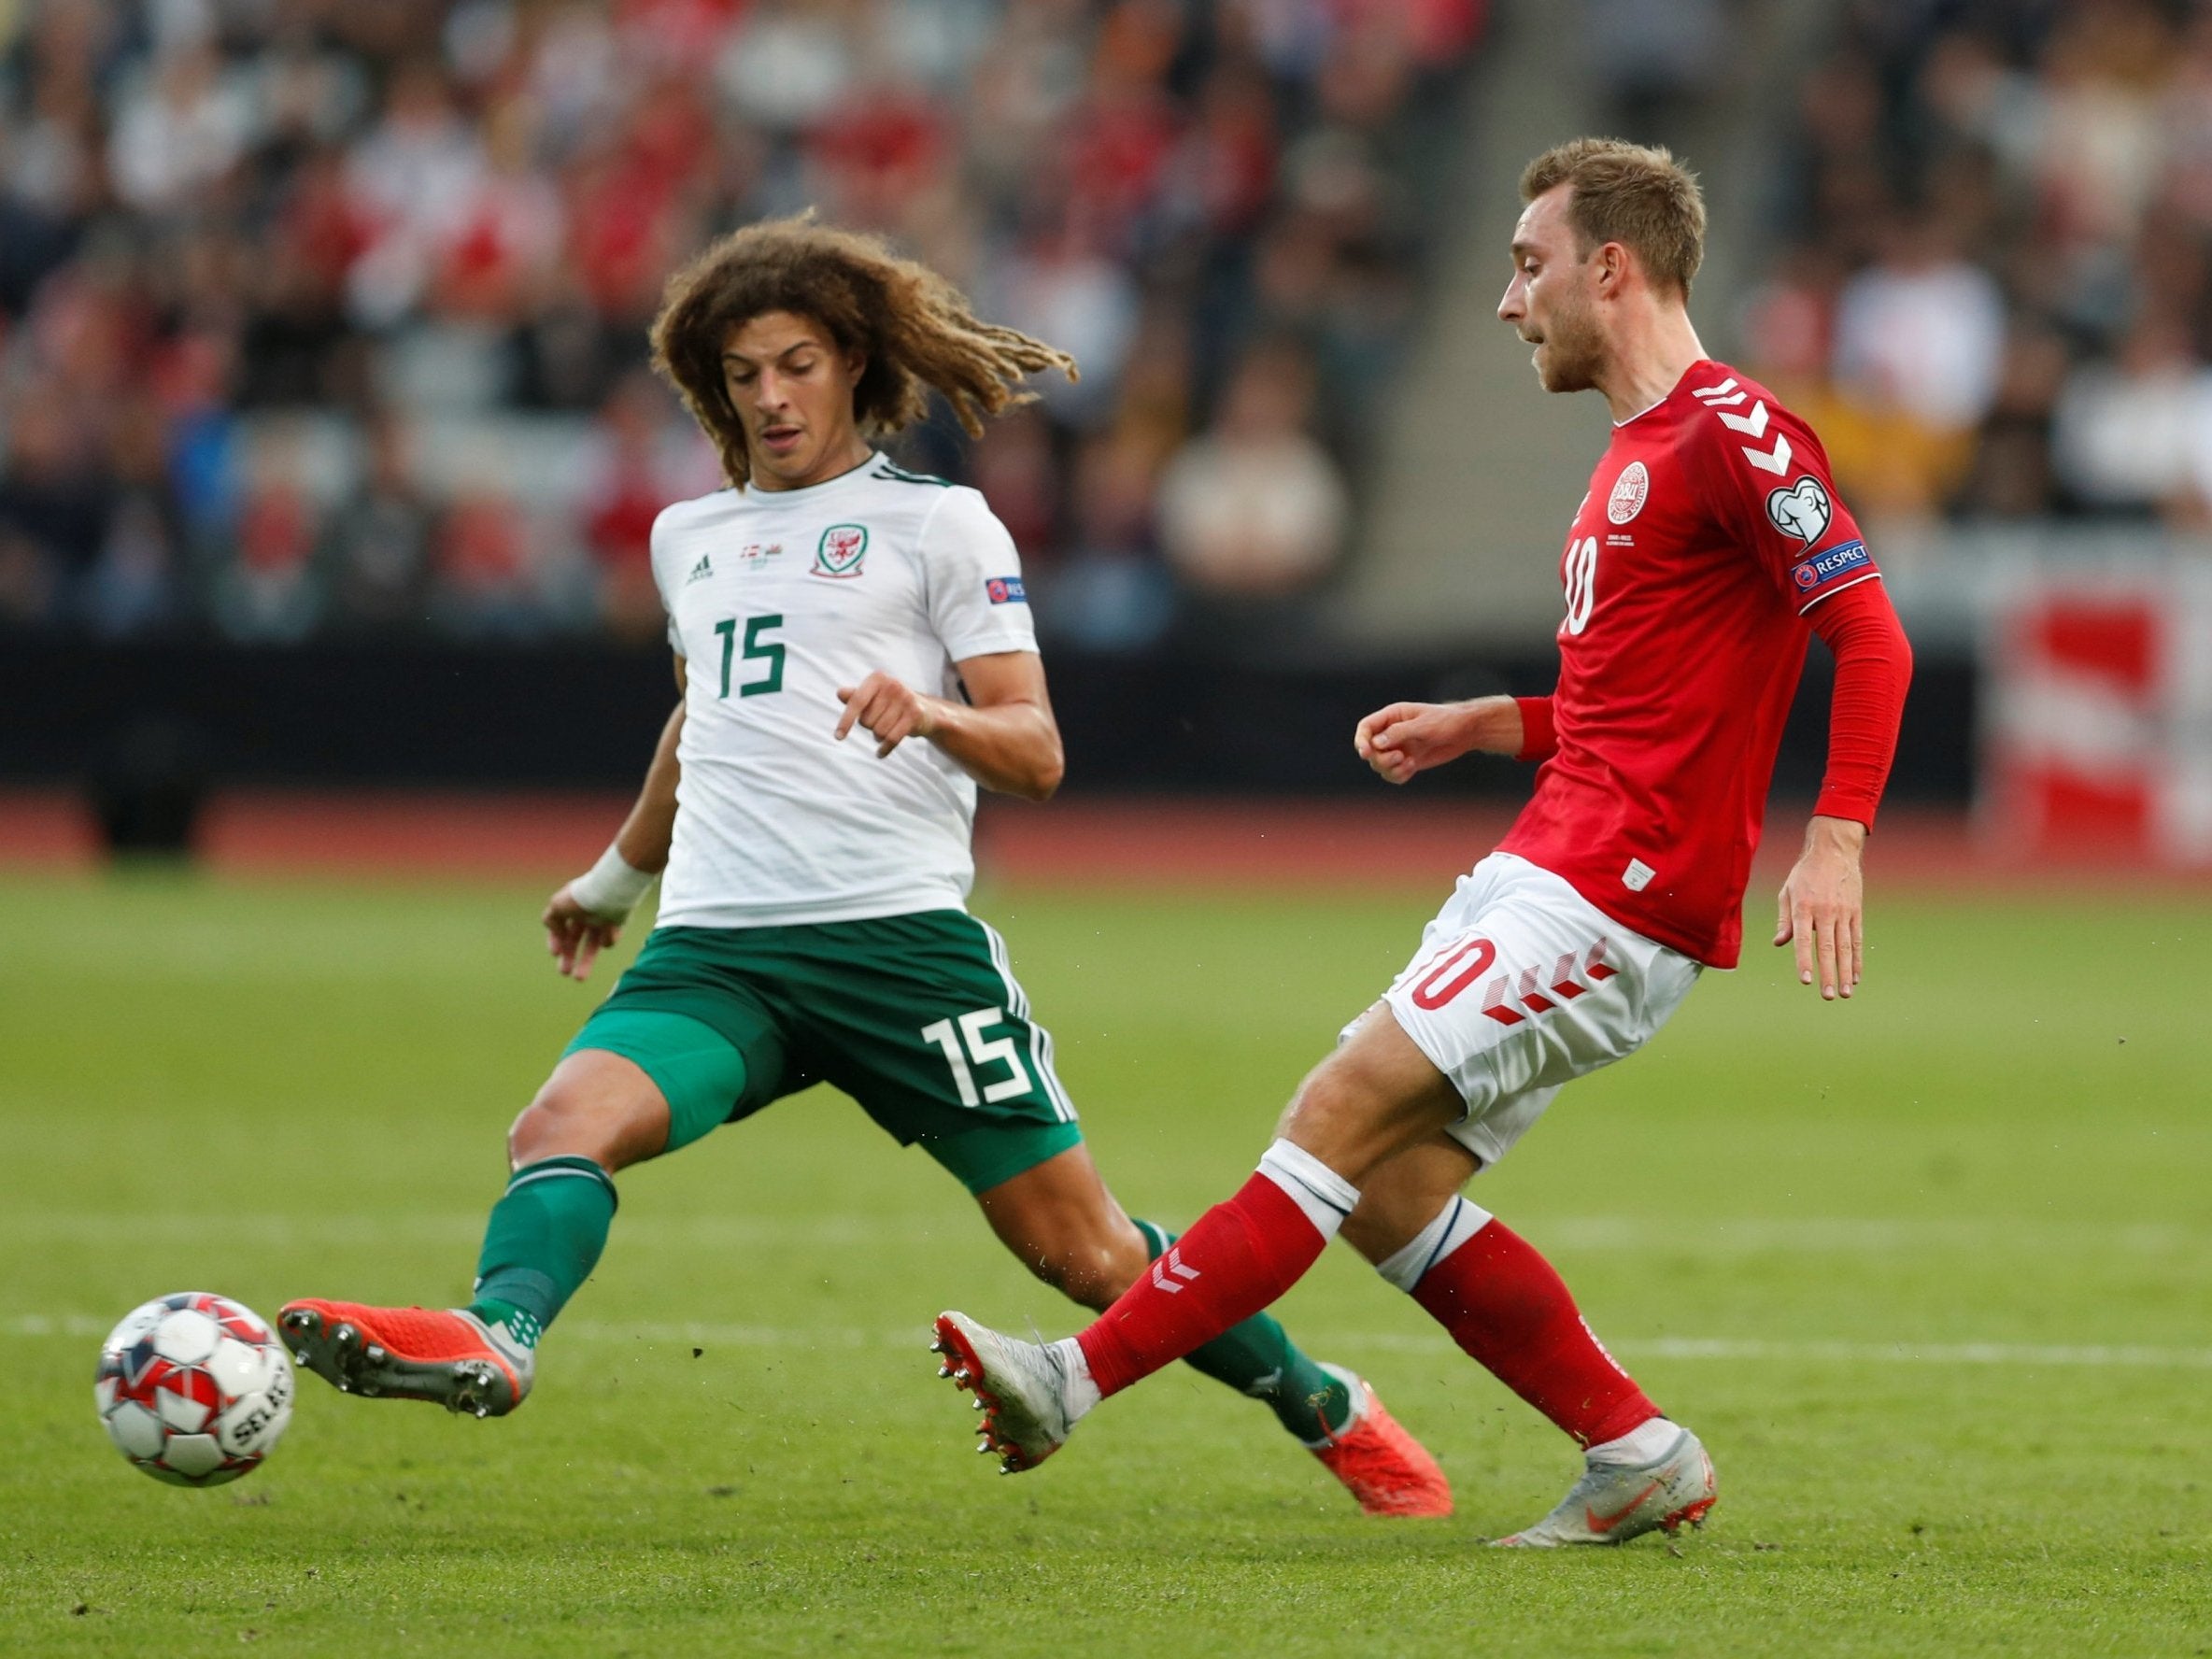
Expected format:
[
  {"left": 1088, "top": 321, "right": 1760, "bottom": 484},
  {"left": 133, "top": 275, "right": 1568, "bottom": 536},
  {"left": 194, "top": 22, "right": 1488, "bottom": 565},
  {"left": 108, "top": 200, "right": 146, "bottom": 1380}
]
[{"left": 280, "top": 217, "right": 1450, "bottom": 1516}]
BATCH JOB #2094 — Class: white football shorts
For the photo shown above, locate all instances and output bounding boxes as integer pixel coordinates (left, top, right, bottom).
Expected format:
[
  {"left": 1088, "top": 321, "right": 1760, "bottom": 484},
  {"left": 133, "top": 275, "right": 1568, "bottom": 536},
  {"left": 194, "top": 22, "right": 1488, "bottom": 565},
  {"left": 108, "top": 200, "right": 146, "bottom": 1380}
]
[{"left": 1356, "top": 851, "right": 1702, "bottom": 1167}]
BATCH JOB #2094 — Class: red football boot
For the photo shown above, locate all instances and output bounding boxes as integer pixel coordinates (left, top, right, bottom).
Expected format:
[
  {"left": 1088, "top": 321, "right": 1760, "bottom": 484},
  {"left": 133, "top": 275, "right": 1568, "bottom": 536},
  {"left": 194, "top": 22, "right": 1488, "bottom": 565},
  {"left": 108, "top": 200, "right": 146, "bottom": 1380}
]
[{"left": 277, "top": 1300, "right": 532, "bottom": 1418}]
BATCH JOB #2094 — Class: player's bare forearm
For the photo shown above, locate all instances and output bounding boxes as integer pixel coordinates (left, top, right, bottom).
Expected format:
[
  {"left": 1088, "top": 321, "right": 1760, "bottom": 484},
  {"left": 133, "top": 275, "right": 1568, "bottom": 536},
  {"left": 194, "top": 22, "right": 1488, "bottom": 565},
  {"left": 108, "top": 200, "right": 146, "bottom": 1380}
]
[
  {"left": 1774, "top": 814, "right": 1866, "bottom": 1001},
  {"left": 1455, "top": 696, "right": 1526, "bottom": 757},
  {"left": 915, "top": 694, "right": 1064, "bottom": 801},
  {"left": 1354, "top": 696, "right": 1522, "bottom": 784},
  {"left": 613, "top": 701, "right": 685, "bottom": 873}
]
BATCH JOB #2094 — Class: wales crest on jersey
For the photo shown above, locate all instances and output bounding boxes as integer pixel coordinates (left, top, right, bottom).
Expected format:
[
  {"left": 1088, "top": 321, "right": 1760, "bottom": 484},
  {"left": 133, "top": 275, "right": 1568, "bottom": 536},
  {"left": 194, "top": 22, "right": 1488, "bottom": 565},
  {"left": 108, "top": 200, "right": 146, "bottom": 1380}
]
[{"left": 813, "top": 523, "right": 869, "bottom": 578}]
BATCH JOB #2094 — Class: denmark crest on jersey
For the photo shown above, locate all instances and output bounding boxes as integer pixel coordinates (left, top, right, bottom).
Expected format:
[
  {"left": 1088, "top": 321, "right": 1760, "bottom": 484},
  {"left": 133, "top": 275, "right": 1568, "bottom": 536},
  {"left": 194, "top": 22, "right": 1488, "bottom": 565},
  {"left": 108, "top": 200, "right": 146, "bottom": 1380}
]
[
  {"left": 1607, "top": 461, "right": 1649, "bottom": 524},
  {"left": 813, "top": 523, "right": 869, "bottom": 578}
]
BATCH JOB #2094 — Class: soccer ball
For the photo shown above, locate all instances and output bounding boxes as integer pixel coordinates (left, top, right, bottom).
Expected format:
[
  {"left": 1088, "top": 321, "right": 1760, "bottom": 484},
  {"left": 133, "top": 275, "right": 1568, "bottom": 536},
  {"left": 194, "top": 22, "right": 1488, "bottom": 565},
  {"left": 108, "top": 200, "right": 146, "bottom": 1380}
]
[{"left": 94, "top": 1293, "right": 294, "bottom": 1486}]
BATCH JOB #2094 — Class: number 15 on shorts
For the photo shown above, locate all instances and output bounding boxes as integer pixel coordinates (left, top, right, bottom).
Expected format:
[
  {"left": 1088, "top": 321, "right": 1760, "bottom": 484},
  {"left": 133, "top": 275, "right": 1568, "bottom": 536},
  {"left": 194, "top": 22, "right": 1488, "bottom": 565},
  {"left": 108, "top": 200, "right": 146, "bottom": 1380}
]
[{"left": 922, "top": 1008, "right": 1033, "bottom": 1106}]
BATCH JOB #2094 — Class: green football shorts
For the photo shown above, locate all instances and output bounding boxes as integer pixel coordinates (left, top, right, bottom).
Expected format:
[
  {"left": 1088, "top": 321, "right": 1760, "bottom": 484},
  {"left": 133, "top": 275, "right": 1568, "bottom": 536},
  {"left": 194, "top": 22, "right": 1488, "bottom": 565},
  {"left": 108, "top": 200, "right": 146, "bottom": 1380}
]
[{"left": 563, "top": 911, "right": 1082, "bottom": 1194}]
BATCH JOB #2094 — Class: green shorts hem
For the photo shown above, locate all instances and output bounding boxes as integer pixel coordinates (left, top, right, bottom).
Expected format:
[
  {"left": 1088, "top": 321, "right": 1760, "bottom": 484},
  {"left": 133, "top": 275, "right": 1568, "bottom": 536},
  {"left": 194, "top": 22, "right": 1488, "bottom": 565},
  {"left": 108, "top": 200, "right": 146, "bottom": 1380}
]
[
  {"left": 920, "top": 1119, "right": 1085, "bottom": 1195},
  {"left": 564, "top": 1007, "right": 750, "bottom": 1152}
]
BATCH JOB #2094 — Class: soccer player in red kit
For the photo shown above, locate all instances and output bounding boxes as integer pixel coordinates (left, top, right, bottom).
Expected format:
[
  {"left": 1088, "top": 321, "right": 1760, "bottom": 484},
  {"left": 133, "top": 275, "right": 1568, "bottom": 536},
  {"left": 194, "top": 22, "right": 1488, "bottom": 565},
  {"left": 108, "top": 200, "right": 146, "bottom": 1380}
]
[{"left": 929, "top": 138, "right": 1913, "bottom": 1546}]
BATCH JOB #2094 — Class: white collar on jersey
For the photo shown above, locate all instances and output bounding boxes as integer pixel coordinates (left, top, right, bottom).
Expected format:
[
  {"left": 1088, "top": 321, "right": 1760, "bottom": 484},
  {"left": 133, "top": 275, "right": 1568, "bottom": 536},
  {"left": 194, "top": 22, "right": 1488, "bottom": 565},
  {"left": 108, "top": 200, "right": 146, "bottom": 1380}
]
[{"left": 1612, "top": 393, "right": 1670, "bottom": 429}]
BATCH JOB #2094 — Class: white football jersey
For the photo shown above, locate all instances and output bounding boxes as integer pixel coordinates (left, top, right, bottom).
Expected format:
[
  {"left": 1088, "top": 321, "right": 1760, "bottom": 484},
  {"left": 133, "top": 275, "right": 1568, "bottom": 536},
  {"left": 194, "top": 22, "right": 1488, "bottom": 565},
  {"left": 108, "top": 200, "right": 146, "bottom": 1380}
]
[{"left": 648, "top": 453, "right": 1037, "bottom": 929}]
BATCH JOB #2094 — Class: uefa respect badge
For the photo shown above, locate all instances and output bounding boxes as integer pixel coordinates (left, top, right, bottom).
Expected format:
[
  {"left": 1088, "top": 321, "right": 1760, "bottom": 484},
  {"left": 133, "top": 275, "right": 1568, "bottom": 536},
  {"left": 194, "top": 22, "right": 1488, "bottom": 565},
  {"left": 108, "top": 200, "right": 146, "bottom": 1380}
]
[{"left": 1789, "top": 537, "right": 1870, "bottom": 598}]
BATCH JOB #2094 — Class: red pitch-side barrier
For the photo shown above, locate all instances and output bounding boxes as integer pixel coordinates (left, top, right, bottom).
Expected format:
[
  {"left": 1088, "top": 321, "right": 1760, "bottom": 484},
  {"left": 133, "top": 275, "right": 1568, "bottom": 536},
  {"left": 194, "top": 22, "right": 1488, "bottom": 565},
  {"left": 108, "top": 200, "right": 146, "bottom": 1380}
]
[{"left": 2, "top": 788, "right": 2204, "bottom": 892}]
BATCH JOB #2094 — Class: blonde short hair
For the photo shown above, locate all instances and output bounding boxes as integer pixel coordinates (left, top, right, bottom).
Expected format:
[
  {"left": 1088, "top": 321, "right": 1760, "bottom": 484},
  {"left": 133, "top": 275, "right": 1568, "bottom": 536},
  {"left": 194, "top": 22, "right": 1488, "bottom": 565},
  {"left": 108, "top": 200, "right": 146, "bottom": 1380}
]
[{"left": 1520, "top": 138, "right": 1706, "bottom": 298}]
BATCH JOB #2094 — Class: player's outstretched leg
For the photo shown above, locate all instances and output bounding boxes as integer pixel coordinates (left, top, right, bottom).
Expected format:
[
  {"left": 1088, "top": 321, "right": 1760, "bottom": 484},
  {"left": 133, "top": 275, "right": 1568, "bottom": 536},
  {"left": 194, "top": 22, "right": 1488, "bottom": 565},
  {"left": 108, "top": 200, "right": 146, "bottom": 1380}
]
[
  {"left": 934, "top": 1015, "right": 1463, "bottom": 1476},
  {"left": 280, "top": 1154, "right": 616, "bottom": 1416},
  {"left": 284, "top": 1048, "right": 669, "bottom": 1417},
  {"left": 936, "top": 1141, "right": 1374, "bottom": 1467},
  {"left": 1366, "top": 1187, "right": 1717, "bottom": 1545},
  {"left": 954, "top": 1140, "right": 1449, "bottom": 1513}
]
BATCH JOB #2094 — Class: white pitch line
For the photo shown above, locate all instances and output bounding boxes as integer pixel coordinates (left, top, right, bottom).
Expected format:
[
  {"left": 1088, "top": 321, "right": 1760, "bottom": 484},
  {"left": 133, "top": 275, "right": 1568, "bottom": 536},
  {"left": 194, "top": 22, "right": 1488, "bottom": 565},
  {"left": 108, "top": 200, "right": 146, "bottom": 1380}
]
[
  {"left": 13, "top": 1314, "right": 2211, "bottom": 1370},
  {"left": 1616, "top": 1337, "right": 2212, "bottom": 1368}
]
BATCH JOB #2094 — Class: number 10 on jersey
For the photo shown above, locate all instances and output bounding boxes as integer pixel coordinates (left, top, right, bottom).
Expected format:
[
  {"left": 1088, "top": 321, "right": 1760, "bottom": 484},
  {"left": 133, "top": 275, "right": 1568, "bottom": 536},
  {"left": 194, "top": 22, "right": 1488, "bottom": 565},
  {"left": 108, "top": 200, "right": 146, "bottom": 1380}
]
[
  {"left": 714, "top": 614, "right": 785, "bottom": 698},
  {"left": 1561, "top": 538, "right": 1598, "bottom": 636}
]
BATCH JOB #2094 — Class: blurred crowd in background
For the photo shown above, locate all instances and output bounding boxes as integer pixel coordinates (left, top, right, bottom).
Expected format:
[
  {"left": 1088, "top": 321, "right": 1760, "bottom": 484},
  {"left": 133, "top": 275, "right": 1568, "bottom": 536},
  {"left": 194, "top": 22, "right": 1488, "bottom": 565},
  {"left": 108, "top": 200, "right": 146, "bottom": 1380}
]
[
  {"left": 1745, "top": 0, "right": 2212, "bottom": 528},
  {"left": 0, "top": 0, "right": 1479, "bottom": 649}
]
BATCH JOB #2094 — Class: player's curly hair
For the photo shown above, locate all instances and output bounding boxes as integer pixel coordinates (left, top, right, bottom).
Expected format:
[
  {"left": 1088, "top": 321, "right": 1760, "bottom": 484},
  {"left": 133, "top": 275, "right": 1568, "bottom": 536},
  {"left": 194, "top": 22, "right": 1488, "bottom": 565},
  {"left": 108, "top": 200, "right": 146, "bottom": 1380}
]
[
  {"left": 1521, "top": 137, "right": 1706, "bottom": 298},
  {"left": 649, "top": 214, "right": 1079, "bottom": 487}
]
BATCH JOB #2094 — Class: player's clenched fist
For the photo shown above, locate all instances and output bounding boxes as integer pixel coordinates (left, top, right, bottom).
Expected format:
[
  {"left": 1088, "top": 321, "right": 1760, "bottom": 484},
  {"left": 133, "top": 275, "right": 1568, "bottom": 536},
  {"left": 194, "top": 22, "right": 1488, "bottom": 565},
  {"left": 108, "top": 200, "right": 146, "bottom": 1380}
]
[
  {"left": 837, "top": 671, "right": 940, "bottom": 758},
  {"left": 1354, "top": 697, "right": 1522, "bottom": 784}
]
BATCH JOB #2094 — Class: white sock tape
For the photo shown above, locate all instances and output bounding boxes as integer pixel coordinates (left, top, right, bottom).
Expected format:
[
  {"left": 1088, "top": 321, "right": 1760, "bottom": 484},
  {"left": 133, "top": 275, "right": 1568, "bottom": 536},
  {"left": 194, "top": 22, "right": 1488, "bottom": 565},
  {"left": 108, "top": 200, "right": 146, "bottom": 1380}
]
[
  {"left": 1373, "top": 1195, "right": 1494, "bottom": 1292},
  {"left": 1255, "top": 1140, "right": 1360, "bottom": 1241}
]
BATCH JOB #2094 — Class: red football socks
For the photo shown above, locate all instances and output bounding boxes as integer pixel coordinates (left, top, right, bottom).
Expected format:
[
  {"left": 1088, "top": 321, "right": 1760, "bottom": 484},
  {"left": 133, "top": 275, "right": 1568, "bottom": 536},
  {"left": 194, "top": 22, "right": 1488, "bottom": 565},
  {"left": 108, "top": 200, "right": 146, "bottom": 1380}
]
[
  {"left": 1412, "top": 1218, "right": 1659, "bottom": 1448},
  {"left": 1077, "top": 1171, "right": 1333, "bottom": 1397}
]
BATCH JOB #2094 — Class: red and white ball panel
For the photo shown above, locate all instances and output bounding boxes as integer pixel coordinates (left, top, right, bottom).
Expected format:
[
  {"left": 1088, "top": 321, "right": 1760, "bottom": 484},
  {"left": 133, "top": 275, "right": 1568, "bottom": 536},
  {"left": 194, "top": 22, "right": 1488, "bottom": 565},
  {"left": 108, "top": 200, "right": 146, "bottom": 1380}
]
[{"left": 94, "top": 1293, "right": 293, "bottom": 1487}]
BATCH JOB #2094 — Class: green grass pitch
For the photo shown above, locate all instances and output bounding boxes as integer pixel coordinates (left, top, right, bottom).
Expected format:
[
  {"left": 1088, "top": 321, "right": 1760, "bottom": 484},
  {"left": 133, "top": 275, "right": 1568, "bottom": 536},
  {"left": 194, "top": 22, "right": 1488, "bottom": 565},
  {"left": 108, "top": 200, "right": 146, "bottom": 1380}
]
[{"left": 3, "top": 871, "right": 2209, "bottom": 1656}]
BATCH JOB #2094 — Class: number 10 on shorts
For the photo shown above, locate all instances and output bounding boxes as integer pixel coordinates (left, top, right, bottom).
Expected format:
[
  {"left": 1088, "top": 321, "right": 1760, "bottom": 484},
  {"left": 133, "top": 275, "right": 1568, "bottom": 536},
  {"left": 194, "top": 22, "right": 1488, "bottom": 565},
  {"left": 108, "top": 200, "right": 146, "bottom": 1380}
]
[{"left": 921, "top": 1008, "right": 1033, "bottom": 1106}]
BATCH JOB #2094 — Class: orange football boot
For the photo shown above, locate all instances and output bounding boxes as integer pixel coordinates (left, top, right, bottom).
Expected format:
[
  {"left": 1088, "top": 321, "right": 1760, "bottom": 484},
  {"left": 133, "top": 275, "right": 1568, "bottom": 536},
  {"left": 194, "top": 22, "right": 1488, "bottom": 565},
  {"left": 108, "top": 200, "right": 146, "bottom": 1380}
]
[
  {"left": 277, "top": 1300, "right": 532, "bottom": 1418},
  {"left": 1310, "top": 1365, "right": 1453, "bottom": 1517}
]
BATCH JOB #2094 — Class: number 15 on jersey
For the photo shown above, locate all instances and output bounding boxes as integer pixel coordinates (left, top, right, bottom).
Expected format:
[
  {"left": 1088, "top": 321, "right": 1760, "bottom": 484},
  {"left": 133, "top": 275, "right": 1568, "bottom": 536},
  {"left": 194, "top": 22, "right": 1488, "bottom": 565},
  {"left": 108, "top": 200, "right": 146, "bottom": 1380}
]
[{"left": 714, "top": 613, "right": 786, "bottom": 698}]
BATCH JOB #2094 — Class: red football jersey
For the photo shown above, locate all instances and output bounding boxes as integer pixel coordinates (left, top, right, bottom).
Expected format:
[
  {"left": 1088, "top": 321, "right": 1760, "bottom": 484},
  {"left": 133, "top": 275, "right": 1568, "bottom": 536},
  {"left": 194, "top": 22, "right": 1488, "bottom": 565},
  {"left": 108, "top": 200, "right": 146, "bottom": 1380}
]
[{"left": 1496, "top": 361, "right": 1880, "bottom": 968}]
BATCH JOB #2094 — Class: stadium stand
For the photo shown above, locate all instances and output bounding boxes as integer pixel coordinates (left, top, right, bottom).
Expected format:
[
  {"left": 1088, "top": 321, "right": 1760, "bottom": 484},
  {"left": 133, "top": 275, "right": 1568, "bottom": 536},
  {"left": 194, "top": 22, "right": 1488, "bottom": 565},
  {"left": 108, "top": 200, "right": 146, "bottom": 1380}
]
[
  {"left": 1744, "top": 0, "right": 2212, "bottom": 526},
  {"left": 0, "top": 0, "right": 1482, "bottom": 647}
]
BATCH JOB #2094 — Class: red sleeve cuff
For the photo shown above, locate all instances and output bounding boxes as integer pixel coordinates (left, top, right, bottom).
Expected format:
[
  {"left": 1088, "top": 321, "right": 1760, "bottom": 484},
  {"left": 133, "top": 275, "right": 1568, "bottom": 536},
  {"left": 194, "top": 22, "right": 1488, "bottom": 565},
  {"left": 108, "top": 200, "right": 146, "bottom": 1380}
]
[
  {"left": 1811, "top": 787, "right": 1879, "bottom": 829},
  {"left": 1513, "top": 695, "right": 1557, "bottom": 762}
]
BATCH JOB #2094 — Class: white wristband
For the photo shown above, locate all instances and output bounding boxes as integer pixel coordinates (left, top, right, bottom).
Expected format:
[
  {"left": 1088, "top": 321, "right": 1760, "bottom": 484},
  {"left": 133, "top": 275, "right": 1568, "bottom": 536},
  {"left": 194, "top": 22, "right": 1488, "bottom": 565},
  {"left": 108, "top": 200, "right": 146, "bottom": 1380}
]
[{"left": 568, "top": 844, "right": 655, "bottom": 920}]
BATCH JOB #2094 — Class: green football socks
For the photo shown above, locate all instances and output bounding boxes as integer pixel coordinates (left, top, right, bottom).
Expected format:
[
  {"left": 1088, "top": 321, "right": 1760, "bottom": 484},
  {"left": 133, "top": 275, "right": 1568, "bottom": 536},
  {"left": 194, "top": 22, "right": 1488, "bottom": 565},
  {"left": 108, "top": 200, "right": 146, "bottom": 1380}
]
[
  {"left": 468, "top": 1156, "right": 618, "bottom": 1347},
  {"left": 1134, "top": 1218, "right": 1353, "bottom": 1444}
]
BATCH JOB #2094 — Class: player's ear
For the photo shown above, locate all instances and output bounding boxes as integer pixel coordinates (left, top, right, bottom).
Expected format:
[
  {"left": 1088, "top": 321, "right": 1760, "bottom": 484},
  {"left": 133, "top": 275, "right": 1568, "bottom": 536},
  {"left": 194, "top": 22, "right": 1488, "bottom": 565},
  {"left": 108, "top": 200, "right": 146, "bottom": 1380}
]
[{"left": 1594, "top": 240, "right": 1629, "bottom": 297}]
